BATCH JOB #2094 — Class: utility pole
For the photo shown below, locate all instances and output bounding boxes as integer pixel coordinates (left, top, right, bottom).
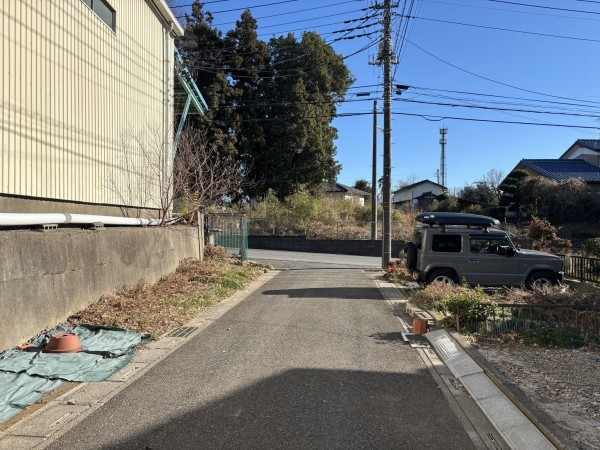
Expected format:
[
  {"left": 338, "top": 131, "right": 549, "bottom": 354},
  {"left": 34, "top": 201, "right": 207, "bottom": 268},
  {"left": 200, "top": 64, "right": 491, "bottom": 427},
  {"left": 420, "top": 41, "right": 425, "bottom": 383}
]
[
  {"left": 382, "top": 0, "right": 393, "bottom": 268},
  {"left": 371, "top": 100, "right": 378, "bottom": 240}
]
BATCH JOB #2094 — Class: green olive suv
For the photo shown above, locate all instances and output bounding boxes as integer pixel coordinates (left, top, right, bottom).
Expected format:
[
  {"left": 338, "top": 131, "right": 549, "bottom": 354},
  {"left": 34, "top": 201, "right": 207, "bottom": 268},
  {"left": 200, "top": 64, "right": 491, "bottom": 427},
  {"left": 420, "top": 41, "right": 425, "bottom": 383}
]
[{"left": 403, "top": 212, "right": 564, "bottom": 288}]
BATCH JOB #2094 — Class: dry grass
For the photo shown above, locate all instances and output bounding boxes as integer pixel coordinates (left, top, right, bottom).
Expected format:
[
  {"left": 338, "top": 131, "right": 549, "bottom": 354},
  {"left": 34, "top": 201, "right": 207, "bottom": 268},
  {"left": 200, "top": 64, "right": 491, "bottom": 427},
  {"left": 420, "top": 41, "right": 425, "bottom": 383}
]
[
  {"left": 67, "top": 248, "right": 269, "bottom": 338},
  {"left": 408, "top": 280, "right": 600, "bottom": 310},
  {"left": 410, "top": 281, "right": 462, "bottom": 309}
]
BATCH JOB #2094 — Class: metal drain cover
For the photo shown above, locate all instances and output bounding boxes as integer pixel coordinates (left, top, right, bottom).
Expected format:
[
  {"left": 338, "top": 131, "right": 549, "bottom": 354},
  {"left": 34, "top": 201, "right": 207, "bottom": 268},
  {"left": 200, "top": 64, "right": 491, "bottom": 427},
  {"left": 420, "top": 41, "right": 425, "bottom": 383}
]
[{"left": 168, "top": 327, "right": 198, "bottom": 338}]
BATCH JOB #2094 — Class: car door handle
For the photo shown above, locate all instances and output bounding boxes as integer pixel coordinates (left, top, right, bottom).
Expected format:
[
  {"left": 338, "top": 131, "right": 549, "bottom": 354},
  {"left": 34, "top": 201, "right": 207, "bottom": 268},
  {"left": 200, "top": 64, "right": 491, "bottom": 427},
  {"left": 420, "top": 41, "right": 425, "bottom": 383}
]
[{"left": 469, "top": 259, "right": 480, "bottom": 263}]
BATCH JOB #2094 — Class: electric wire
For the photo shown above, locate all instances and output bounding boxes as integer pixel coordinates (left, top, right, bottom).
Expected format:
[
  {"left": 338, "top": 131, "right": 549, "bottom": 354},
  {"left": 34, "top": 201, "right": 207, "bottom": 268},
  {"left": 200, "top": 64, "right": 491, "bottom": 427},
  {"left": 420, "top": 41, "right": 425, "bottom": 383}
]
[
  {"left": 411, "top": 15, "right": 600, "bottom": 45},
  {"left": 405, "top": 38, "right": 600, "bottom": 106},
  {"left": 486, "top": 0, "right": 600, "bottom": 16}
]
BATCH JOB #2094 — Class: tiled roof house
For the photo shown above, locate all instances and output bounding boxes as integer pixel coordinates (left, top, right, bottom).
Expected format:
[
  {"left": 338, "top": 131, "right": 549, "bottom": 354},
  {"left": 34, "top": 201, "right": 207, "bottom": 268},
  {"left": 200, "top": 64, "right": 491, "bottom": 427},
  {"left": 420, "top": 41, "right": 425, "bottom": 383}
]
[
  {"left": 323, "top": 183, "right": 370, "bottom": 206},
  {"left": 506, "top": 139, "right": 600, "bottom": 193},
  {"left": 392, "top": 179, "right": 446, "bottom": 210}
]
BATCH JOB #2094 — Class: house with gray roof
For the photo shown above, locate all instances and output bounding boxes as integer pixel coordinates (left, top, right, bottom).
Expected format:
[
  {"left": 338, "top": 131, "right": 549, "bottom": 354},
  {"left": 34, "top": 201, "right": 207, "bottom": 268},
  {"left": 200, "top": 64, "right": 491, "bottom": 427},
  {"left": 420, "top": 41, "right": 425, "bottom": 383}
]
[
  {"left": 392, "top": 179, "right": 447, "bottom": 210},
  {"left": 504, "top": 139, "right": 600, "bottom": 193},
  {"left": 508, "top": 156, "right": 600, "bottom": 194},
  {"left": 323, "top": 183, "right": 370, "bottom": 206},
  {"left": 515, "top": 159, "right": 600, "bottom": 183},
  {"left": 560, "top": 139, "right": 600, "bottom": 166}
]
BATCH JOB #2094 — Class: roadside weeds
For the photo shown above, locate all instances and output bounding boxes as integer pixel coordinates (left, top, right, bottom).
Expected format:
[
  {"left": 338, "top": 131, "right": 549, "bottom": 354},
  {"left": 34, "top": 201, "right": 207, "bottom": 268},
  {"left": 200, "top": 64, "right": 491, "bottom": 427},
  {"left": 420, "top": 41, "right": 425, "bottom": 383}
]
[{"left": 67, "top": 247, "right": 271, "bottom": 339}]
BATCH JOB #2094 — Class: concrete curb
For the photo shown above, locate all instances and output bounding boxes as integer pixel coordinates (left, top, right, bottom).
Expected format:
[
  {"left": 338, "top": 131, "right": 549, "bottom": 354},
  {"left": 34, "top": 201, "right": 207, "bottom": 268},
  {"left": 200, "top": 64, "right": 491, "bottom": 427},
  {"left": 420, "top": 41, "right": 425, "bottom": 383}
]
[
  {"left": 426, "top": 330, "right": 556, "bottom": 450},
  {"left": 449, "top": 331, "right": 579, "bottom": 450},
  {"left": 405, "top": 298, "right": 576, "bottom": 450}
]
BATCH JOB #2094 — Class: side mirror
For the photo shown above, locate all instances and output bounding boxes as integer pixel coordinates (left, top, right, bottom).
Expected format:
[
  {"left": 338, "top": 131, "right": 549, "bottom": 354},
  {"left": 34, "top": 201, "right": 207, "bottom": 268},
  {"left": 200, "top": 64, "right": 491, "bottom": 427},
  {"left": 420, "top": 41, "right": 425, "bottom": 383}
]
[{"left": 506, "top": 248, "right": 516, "bottom": 257}]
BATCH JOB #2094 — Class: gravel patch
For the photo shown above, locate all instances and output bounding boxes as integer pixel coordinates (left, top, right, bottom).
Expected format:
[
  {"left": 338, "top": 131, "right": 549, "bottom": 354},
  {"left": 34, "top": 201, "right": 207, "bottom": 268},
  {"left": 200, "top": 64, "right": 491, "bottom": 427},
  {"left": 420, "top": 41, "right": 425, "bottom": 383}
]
[{"left": 475, "top": 341, "right": 600, "bottom": 450}]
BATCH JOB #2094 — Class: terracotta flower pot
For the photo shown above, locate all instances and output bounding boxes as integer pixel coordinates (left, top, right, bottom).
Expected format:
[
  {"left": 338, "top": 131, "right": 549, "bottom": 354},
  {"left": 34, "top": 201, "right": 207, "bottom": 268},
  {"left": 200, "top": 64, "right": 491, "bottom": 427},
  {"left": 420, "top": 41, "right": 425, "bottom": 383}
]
[{"left": 43, "top": 332, "right": 83, "bottom": 353}]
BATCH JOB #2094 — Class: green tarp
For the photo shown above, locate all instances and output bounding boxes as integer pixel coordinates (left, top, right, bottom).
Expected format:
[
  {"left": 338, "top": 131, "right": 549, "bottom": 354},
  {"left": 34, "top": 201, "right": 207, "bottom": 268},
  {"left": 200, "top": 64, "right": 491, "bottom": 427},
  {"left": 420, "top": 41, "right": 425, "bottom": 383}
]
[{"left": 0, "top": 325, "right": 150, "bottom": 423}]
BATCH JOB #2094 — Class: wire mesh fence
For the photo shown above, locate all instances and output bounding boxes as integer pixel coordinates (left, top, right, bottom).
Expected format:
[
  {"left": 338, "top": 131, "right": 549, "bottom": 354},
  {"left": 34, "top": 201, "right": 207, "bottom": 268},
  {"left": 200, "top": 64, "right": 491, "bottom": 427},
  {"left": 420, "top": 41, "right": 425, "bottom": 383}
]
[
  {"left": 206, "top": 213, "right": 248, "bottom": 261},
  {"left": 462, "top": 303, "right": 600, "bottom": 343}
]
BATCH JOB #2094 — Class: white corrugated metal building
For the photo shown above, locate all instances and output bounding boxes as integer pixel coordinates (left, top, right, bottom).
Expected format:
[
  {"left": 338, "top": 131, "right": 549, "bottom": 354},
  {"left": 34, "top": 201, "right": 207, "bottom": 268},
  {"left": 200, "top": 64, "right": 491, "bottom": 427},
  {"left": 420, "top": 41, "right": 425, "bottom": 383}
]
[{"left": 1, "top": 0, "right": 203, "bottom": 216}]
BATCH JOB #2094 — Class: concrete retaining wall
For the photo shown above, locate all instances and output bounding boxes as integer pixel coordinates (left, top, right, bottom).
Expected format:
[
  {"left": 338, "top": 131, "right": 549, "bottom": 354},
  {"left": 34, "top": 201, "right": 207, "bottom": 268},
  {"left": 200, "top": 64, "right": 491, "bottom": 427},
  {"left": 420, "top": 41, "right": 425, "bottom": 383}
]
[
  {"left": 248, "top": 236, "right": 406, "bottom": 258},
  {"left": 0, "top": 226, "right": 200, "bottom": 351}
]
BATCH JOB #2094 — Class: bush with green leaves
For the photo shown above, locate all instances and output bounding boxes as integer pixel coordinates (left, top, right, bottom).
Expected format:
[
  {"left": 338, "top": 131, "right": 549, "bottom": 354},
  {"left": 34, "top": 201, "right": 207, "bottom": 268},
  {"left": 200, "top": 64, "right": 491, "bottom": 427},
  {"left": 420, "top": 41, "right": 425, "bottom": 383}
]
[
  {"left": 520, "top": 325, "right": 584, "bottom": 348},
  {"left": 582, "top": 237, "right": 600, "bottom": 258},
  {"left": 437, "top": 287, "right": 497, "bottom": 331}
]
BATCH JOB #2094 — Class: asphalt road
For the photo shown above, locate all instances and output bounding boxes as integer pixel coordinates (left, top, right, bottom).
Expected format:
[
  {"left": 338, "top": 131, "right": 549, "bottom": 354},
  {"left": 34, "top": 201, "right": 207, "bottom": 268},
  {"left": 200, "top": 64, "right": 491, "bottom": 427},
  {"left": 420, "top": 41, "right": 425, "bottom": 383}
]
[{"left": 44, "top": 254, "right": 478, "bottom": 449}]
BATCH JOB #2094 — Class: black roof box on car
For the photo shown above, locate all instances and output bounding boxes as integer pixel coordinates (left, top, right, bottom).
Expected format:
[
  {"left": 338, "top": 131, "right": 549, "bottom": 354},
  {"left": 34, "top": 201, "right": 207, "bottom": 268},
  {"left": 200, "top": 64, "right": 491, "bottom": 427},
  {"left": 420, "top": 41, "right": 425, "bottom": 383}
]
[{"left": 416, "top": 212, "right": 500, "bottom": 227}]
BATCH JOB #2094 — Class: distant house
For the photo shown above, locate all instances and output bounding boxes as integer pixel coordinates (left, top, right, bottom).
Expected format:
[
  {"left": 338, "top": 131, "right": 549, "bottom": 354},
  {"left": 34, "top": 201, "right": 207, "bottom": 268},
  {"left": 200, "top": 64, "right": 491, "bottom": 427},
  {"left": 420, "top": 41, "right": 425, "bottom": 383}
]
[
  {"left": 323, "top": 183, "right": 370, "bottom": 206},
  {"left": 509, "top": 159, "right": 600, "bottom": 193},
  {"left": 560, "top": 139, "right": 600, "bottom": 166},
  {"left": 392, "top": 179, "right": 446, "bottom": 210}
]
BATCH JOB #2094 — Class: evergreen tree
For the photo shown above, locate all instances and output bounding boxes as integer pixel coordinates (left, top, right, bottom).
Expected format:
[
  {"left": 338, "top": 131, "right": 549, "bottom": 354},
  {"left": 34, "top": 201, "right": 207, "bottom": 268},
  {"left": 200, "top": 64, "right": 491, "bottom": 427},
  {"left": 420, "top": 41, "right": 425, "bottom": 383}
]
[
  {"left": 224, "top": 11, "right": 270, "bottom": 194},
  {"left": 253, "top": 32, "right": 353, "bottom": 199},
  {"left": 178, "top": 4, "right": 354, "bottom": 200},
  {"left": 179, "top": 2, "right": 236, "bottom": 156},
  {"left": 354, "top": 179, "right": 372, "bottom": 193},
  {"left": 499, "top": 169, "right": 529, "bottom": 211}
]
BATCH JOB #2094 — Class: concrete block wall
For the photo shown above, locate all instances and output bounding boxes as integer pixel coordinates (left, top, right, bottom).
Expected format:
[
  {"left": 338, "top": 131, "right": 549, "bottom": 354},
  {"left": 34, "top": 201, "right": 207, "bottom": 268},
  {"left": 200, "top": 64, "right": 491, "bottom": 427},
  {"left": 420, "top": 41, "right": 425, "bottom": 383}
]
[
  {"left": 0, "top": 226, "right": 200, "bottom": 351},
  {"left": 248, "top": 236, "right": 406, "bottom": 258}
]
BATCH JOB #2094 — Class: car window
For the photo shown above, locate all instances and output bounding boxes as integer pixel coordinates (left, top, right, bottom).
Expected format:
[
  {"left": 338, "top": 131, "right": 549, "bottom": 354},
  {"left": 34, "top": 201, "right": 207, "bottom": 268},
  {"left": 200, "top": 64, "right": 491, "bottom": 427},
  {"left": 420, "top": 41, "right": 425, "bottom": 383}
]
[
  {"left": 470, "top": 236, "right": 512, "bottom": 255},
  {"left": 432, "top": 234, "right": 462, "bottom": 253}
]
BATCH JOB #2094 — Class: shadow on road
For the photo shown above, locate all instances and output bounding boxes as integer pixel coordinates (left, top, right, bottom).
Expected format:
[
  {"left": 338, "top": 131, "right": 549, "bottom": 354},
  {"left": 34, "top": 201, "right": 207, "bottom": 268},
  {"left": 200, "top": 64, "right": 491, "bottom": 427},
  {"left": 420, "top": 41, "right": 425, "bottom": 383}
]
[
  {"left": 99, "top": 368, "right": 477, "bottom": 449},
  {"left": 263, "top": 287, "right": 385, "bottom": 300}
]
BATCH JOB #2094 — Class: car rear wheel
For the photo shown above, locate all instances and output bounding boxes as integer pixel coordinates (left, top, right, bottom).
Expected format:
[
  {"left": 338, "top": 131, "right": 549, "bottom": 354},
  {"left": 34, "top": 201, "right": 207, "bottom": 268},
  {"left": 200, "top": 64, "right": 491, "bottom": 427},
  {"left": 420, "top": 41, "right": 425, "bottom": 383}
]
[
  {"left": 526, "top": 271, "right": 557, "bottom": 289},
  {"left": 426, "top": 269, "right": 458, "bottom": 285}
]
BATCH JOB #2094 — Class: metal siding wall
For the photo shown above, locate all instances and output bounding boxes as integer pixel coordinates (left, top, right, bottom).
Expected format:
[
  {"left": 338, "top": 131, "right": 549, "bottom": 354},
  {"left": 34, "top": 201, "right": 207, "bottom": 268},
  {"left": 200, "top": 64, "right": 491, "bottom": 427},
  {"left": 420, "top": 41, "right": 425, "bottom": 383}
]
[{"left": 0, "top": 0, "right": 169, "bottom": 209}]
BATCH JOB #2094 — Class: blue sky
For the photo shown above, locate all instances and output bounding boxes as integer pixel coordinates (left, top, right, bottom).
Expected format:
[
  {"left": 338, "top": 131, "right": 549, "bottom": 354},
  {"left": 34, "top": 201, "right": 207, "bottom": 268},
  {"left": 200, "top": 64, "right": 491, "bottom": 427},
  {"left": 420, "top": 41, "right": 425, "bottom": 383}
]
[{"left": 170, "top": 0, "right": 600, "bottom": 194}]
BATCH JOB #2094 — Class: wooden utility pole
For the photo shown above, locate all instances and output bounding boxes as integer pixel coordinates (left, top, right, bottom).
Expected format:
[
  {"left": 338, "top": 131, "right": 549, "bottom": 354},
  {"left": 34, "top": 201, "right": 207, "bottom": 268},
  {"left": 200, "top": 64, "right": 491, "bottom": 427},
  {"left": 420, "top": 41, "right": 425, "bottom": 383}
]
[{"left": 382, "top": 0, "right": 393, "bottom": 267}]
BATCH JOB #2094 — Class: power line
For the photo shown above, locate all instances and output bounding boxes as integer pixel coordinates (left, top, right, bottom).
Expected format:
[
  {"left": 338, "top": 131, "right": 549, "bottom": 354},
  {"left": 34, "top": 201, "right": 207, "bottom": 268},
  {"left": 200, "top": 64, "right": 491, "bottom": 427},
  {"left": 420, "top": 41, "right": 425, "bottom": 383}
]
[
  {"left": 409, "top": 86, "right": 600, "bottom": 111},
  {"left": 411, "top": 15, "right": 600, "bottom": 44},
  {"left": 394, "top": 97, "right": 600, "bottom": 118},
  {"left": 391, "top": 111, "right": 600, "bottom": 129},
  {"left": 486, "top": 0, "right": 600, "bottom": 16},
  {"left": 231, "top": 109, "right": 600, "bottom": 129},
  {"left": 175, "top": 0, "right": 301, "bottom": 18},
  {"left": 211, "top": 0, "right": 362, "bottom": 26},
  {"left": 417, "top": 0, "right": 600, "bottom": 24},
  {"left": 405, "top": 38, "right": 600, "bottom": 106}
]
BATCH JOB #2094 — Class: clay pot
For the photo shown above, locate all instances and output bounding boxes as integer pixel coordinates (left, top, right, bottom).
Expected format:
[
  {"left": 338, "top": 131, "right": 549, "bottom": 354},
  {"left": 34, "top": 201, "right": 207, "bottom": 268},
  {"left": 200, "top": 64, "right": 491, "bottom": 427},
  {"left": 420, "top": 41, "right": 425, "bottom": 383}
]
[{"left": 43, "top": 332, "right": 83, "bottom": 353}]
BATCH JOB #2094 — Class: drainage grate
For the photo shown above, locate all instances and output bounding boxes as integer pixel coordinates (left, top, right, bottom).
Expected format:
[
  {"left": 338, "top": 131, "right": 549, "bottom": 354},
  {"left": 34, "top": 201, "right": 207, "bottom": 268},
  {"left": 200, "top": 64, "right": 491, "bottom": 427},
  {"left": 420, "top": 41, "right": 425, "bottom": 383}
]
[
  {"left": 168, "top": 327, "right": 198, "bottom": 338},
  {"left": 486, "top": 433, "right": 503, "bottom": 450}
]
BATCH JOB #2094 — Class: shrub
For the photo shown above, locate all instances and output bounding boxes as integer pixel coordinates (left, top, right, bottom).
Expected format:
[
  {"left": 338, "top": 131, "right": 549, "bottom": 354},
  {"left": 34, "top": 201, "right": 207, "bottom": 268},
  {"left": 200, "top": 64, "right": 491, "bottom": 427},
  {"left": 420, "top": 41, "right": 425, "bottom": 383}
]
[
  {"left": 437, "top": 287, "right": 497, "bottom": 331},
  {"left": 582, "top": 237, "right": 600, "bottom": 258},
  {"left": 520, "top": 325, "right": 584, "bottom": 348},
  {"left": 526, "top": 217, "right": 571, "bottom": 253}
]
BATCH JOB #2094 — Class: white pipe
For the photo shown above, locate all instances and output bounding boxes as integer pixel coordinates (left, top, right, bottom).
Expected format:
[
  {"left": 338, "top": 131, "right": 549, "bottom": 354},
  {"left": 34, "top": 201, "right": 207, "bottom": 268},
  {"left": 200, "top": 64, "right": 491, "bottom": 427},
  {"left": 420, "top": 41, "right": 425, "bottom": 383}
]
[{"left": 0, "top": 213, "right": 164, "bottom": 227}]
